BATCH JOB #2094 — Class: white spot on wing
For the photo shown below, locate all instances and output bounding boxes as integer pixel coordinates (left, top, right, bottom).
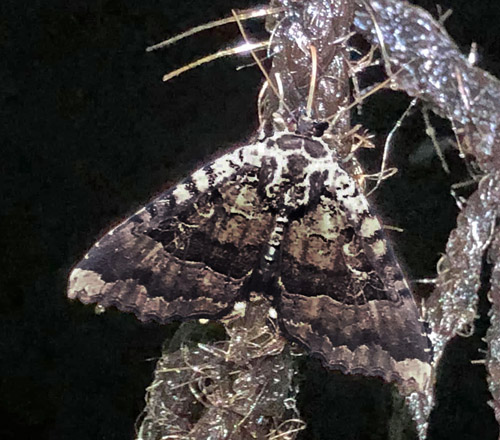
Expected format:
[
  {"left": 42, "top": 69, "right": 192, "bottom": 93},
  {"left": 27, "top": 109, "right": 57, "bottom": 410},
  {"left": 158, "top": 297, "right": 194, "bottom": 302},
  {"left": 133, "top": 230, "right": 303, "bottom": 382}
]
[
  {"left": 371, "top": 239, "right": 387, "bottom": 257},
  {"left": 268, "top": 307, "right": 278, "bottom": 319},
  {"left": 172, "top": 184, "right": 191, "bottom": 204},
  {"left": 343, "top": 195, "right": 367, "bottom": 215},
  {"left": 191, "top": 169, "right": 210, "bottom": 193},
  {"left": 68, "top": 268, "right": 105, "bottom": 299},
  {"left": 360, "top": 217, "right": 381, "bottom": 238},
  {"left": 233, "top": 301, "right": 247, "bottom": 315}
]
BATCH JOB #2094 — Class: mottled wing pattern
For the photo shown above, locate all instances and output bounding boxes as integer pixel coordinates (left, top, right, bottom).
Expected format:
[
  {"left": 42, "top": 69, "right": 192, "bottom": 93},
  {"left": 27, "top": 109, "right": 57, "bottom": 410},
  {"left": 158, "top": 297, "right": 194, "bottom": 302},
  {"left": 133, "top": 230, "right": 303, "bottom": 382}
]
[
  {"left": 68, "top": 142, "right": 273, "bottom": 323},
  {"left": 279, "top": 164, "right": 432, "bottom": 390},
  {"left": 68, "top": 128, "right": 431, "bottom": 390}
]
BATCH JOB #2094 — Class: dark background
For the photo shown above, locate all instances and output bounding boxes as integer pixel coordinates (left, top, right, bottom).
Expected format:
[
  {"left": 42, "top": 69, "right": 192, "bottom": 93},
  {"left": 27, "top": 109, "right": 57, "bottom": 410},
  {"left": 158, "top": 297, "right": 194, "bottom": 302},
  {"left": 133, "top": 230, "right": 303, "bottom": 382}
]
[{"left": 2, "top": 0, "right": 500, "bottom": 439}]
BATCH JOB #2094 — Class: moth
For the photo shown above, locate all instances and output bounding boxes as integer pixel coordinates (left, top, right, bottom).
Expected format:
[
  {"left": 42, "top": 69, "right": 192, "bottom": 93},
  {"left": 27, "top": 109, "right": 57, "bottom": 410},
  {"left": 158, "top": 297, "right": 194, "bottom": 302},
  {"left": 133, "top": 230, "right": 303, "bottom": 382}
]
[{"left": 68, "top": 113, "right": 431, "bottom": 392}]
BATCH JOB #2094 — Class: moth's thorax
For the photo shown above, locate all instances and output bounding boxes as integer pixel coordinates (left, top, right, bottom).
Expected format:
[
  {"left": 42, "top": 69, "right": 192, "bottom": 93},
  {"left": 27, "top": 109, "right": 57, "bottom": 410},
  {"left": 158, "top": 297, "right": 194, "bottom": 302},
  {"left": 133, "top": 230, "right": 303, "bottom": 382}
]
[{"left": 260, "top": 132, "right": 335, "bottom": 211}]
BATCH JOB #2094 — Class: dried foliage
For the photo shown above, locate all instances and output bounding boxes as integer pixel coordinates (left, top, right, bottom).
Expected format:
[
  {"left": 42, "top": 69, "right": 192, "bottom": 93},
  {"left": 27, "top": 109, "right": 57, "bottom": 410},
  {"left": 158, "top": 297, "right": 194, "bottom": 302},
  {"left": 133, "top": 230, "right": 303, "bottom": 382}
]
[
  {"left": 136, "top": 297, "right": 304, "bottom": 440},
  {"left": 487, "top": 232, "right": 500, "bottom": 426},
  {"left": 355, "top": 0, "right": 500, "bottom": 436}
]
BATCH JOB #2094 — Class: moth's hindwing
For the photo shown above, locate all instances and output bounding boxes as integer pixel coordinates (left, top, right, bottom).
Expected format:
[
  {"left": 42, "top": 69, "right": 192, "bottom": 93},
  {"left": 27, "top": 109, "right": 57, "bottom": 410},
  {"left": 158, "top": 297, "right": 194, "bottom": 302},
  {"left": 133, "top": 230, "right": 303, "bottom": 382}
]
[{"left": 68, "top": 142, "right": 271, "bottom": 323}]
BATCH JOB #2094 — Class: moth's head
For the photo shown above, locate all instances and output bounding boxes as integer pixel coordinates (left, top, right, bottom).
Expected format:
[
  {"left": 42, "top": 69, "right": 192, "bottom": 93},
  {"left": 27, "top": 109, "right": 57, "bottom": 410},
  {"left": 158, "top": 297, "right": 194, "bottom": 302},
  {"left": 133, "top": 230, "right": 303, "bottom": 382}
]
[
  {"left": 296, "top": 117, "right": 329, "bottom": 138},
  {"left": 270, "top": 111, "right": 329, "bottom": 138}
]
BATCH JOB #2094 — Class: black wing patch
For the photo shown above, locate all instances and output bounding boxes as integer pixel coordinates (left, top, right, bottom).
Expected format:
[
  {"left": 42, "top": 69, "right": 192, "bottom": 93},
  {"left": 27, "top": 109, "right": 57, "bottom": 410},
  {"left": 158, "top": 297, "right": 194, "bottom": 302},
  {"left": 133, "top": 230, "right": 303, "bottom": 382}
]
[{"left": 68, "top": 132, "right": 431, "bottom": 391}]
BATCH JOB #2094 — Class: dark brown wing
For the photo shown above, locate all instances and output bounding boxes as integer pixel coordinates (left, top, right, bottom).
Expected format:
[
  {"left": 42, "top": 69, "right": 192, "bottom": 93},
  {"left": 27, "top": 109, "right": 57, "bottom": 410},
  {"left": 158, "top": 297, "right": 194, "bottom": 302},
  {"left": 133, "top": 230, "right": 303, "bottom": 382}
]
[
  {"left": 278, "top": 183, "right": 432, "bottom": 391},
  {"left": 68, "top": 144, "right": 274, "bottom": 323}
]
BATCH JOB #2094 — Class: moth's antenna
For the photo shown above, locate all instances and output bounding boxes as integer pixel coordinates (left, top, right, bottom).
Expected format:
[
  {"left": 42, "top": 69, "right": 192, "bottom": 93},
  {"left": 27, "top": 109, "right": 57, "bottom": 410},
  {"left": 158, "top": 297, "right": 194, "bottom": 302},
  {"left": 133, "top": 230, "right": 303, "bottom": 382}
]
[
  {"left": 146, "top": 6, "right": 282, "bottom": 52},
  {"left": 162, "top": 41, "right": 268, "bottom": 82},
  {"left": 305, "top": 45, "right": 318, "bottom": 119}
]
